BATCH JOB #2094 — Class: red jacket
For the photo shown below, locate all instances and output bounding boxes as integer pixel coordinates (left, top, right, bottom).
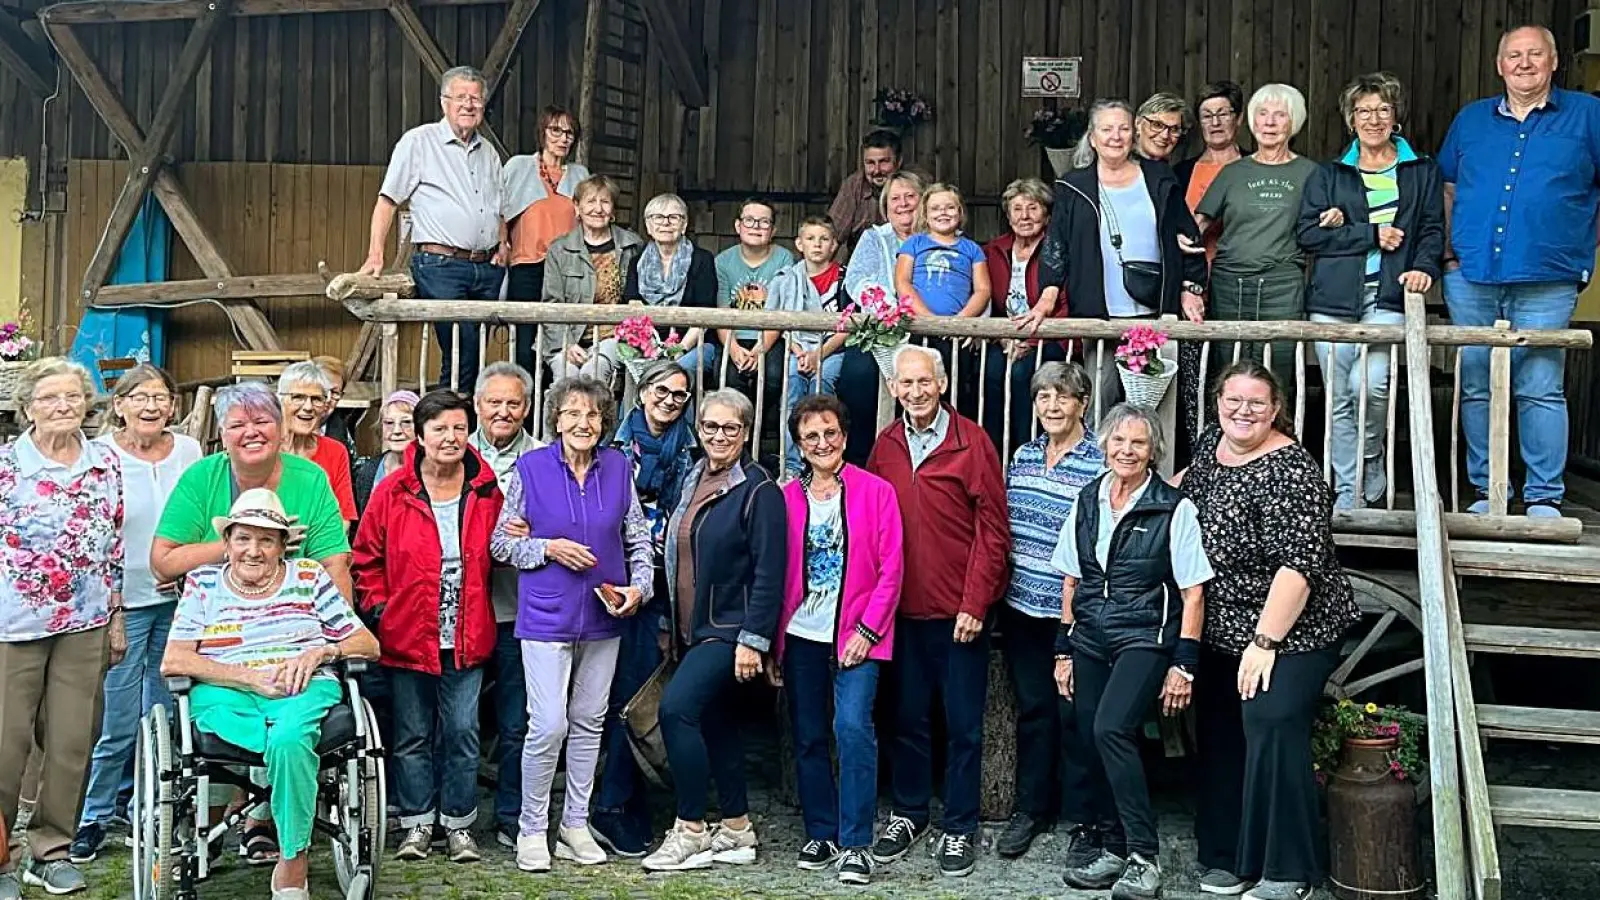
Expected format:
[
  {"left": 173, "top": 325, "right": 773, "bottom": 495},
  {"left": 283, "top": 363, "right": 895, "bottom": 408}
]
[
  {"left": 865, "top": 406, "right": 1011, "bottom": 621},
  {"left": 983, "top": 232, "right": 1068, "bottom": 320},
  {"left": 352, "top": 442, "right": 503, "bottom": 674}
]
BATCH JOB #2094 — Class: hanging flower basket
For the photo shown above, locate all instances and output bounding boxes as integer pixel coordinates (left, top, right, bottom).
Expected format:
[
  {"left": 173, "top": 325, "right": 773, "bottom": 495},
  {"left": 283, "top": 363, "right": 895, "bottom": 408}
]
[
  {"left": 835, "top": 286, "right": 917, "bottom": 384},
  {"left": 0, "top": 360, "right": 28, "bottom": 402},
  {"left": 1114, "top": 325, "right": 1174, "bottom": 409},
  {"left": 614, "top": 314, "right": 685, "bottom": 386},
  {"left": 870, "top": 340, "right": 910, "bottom": 383},
  {"left": 1118, "top": 366, "right": 1177, "bottom": 409}
]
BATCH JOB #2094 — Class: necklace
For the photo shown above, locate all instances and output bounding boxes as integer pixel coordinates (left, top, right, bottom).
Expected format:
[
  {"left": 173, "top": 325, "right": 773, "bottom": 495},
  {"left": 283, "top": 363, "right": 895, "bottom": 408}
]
[{"left": 227, "top": 562, "right": 283, "bottom": 597}]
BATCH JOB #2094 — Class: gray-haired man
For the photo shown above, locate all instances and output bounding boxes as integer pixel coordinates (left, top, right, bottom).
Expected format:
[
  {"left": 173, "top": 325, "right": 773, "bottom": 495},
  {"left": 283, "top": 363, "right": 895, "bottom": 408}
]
[{"left": 362, "top": 65, "right": 506, "bottom": 393}]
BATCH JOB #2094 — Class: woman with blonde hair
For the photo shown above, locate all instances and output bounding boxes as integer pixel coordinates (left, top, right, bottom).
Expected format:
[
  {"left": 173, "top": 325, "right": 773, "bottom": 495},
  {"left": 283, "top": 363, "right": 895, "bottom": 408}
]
[{"left": 1134, "top": 92, "right": 1191, "bottom": 163}]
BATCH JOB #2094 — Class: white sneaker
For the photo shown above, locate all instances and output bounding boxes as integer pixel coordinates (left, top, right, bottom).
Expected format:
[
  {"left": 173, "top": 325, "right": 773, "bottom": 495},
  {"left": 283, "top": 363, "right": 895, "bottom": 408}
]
[
  {"left": 709, "top": 821, "right": 758, "bottom": 865},
  {"left": 556, "top": 824, "right": 609, "bottom": 865},
  {"left": 515, "top": 834, "right": 551, "bottom": 873},
  {"left": 641, "top": 823, "right": 714, "bottom": 871}
]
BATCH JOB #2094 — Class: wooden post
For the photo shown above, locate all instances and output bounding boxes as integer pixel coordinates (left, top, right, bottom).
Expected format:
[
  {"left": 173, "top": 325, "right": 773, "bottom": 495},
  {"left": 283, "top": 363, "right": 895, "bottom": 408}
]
[
  {"left": 576, "top": 0, "right": 605, "bottom": 167},
  {"left": 378, "top": 317, "right": 400, "bottom": 402},
  {"left": 1487, "top": 320, "right": 1512, "bottom": 516},
  {"left": 1155, "top": 314, "right": 1179, "bottom": 479}
]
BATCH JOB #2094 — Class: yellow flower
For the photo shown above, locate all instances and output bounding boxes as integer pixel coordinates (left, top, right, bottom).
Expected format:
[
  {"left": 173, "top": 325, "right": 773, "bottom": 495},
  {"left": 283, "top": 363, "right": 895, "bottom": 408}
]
[
  {"left": 1365, "top": 702, "right": 1379, "bottom": 714},
  {"left": 1313, "top": 763, "right": 1321, "bottom": 771},
  {"left": 1339, "top": 699, "right": 1353, "bottom": 708}
]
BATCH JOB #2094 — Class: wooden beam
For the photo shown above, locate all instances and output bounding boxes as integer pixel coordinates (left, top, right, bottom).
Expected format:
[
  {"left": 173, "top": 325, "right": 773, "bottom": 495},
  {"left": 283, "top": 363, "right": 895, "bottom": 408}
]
[
  {"left": 1332, "top": 508, "right": 1583, "bottom": 543},
  {"left": 41, "top": 0, "right": 504, "bottom": 24},
  {"left": 387, "top": 0, "right": 509, "bottom": 157},
  {"left": 48, "top": 23, "right": 232, "bottom": 281},
  {"left": 78, "top": 0, "right": 237, "bottom": 301},
  {"left": 0, "top": 9, "right": 55, "bottom": 97},
  {"left": 92, "top": 273, "right": 336, "bottom": 305},
  {"left": 635, "top": 0, "right": 709, "bottom": 107},
  {"left": 479, "top": 0, "right": 542, "bottom": 100},
  {"left": 575, "top": 0, "right": 603, "bottom": 166}
]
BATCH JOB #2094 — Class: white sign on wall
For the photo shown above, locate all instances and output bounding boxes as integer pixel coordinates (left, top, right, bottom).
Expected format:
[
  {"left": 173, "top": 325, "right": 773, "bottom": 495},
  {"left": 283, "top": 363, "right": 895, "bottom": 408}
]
[{"left": 1022, "top": 57, "right": 1082, "bottom": 99}]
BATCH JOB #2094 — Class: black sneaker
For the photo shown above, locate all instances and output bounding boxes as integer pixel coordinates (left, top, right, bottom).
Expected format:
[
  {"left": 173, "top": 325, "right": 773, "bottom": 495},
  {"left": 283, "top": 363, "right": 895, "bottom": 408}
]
[
  {"left": 1063, "top": 823, "right": 1103, "bottom": 869},
  {"left": 995, "top": 812, "right": 1050, "bottom": 859},
  {"left": 836, "top": 847, "right": 874, "bottom": 886},
  {"left": 68, "top": 822, "right": 105, "bottom": 864},
  {"left": 590, "top": 810, "right": 648, "bottom": 858},
  {"left": 796, "top": 839, "right": 841, "bottom": 871},
  {"left": 869, "top": 814, "right": 925, "bottom": 865},
  {"left": 937, "top": 831, "right": 977, "bottom": 878}
]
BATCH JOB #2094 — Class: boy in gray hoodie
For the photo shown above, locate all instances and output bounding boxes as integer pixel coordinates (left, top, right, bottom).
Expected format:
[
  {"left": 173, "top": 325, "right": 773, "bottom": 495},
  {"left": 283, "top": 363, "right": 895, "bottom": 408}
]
[{"left": 767, "top": 216, "right": 851, "bottom": 477}]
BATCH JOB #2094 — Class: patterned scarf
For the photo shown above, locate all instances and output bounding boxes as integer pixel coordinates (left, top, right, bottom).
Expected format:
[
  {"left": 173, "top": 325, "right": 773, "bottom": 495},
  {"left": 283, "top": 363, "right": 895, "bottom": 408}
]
[{"left": 637, "top": 240, "right": 694, "bottom": 307}]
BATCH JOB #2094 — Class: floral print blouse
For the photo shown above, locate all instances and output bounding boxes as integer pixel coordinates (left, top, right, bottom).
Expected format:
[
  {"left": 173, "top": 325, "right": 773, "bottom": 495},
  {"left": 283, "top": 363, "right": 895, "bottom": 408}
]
[{"left": 0, "top": 431, "right": 124, "bottom": 641}]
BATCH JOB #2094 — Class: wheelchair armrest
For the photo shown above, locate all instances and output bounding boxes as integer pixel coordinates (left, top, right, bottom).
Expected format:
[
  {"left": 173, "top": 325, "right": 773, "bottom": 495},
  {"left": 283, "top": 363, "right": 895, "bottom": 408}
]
[
  {"left": 165, "top": 675, "right": 194, "bottom": 695},
  {"left": 340, "top": 657, "right": 371, "bottom": 677}
]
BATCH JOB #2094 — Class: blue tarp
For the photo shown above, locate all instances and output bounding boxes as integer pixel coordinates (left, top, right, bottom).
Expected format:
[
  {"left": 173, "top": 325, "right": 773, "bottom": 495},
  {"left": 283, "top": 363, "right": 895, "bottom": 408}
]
[{"left": 69, "top": 194, "right": 171, "bottom": 389}]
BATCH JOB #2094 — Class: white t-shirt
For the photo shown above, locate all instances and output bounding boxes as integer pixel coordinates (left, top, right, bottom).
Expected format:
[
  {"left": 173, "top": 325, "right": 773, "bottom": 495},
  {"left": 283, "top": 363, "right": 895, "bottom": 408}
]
[
  {"left": 95, "top": 431, "right": 204, "bottom": 608},
  {"left": 1005, "top": 251, "right": 1030, "bottom": 317},
  {"left": 786, "top": 490, "right": 845, "bottom": 643},
  {"left": 433, "top": 498, "right": 463, "bottom": 650},
  {"left": 1098, "top": 172, "right": 1161, "bottom": 318},
  {"left": 1050, "top": 474, "right": 1213, "bottom": 590}
]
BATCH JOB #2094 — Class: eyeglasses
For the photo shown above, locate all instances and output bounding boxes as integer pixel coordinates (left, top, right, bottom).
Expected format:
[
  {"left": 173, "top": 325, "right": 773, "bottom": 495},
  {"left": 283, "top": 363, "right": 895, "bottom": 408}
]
[
  {"left": 1199, "top": 111, "right": 1235, "bottom": 124},
  {"left": 1220, "top": 396, "right": 1272, "bottom": 414},
  {"left": 31, "top": 392, "right": 86, "bottom": 409},
  {"left": 545, "top": 125, "right": 576, "bottom": 137},
  {"left": 649, "top": 384, "right": 691, "bottom": 406},
  {"left": 799, "top": 427, "right": 842, "bottom": 448},
  {"left": 442, "top": 93, "right": 484, "bottom": 108},
  {"left": 1141, "top": 117, "right": 1186, "bottom": 138},
  {"left": 646, "top": 213, "right": 687, "bottom": 225},
  {"left": 1352, "top": 105, "right": 1396, "bottom": 122},
  {"left": 279, "top": 392, "right": 328, "bottom": 408},
  {"left": 1034, "top": 390, "right": 1084, "bottom": 407},
  {"left": 699, "top": 420, "right": 745, "bottom": 438},
  {"left": 739, "top": 216, "right": 775, "bottom": 230},
  {"left": 124, "top": 391, "right": 174, "bottom": 407},
  {"left": 558, "top": 408, "right": 603, "bottom": 425},
  {"left": 380, "top": 418, "right": 414, "bottom": 432},
  {"left": 327, "top": 388, "right": 345, "bottom": 402}
]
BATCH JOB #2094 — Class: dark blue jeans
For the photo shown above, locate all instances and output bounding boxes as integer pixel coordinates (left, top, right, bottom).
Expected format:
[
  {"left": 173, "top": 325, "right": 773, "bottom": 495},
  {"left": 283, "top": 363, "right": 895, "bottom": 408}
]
[
  {"left": 388, "top": 653, "right": 484, "bottom": 830},
  {"left": 889, "top": 616, "right": 989, "bottom": 836},
  {"left": 785, "top": 636, "right": 881, "bottom": 849},
  {"left": 491, "top": 622, "right": 526, "bottom": 833},
  {"left": 595, "top": 611, "right": 664, "bottom": 831},
  {"left": 659, "top": 641, "right": 746, "bottom": 823},
  {"left": 410, "top": 252, "right": 505, "bottom": 393}
]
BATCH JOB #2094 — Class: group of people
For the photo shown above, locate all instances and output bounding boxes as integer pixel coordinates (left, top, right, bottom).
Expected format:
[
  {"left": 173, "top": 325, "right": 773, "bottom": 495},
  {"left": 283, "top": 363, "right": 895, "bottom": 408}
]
[{"left": 0, "top": 17, "right": 1594, "bottom": 900}]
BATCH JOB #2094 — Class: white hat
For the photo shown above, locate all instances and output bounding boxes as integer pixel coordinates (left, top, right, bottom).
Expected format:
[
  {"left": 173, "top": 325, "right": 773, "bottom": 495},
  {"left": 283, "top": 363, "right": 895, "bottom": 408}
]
[{"left": 211, "top": 487, "right": 294, "bottom": 537}]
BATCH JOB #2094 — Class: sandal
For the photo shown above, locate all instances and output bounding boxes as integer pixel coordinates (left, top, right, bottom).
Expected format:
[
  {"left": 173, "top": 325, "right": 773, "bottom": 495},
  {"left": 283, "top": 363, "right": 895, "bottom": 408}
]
[{"left": 239, "top": 822, "right": 280, "bottom": 867}]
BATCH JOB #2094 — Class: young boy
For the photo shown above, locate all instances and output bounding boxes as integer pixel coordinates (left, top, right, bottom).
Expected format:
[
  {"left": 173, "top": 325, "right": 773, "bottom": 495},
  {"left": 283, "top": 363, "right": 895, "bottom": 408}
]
[
  {"left": 695, "top": 198, "right": 794, "bottom": 401},
  {"left": 768, "top": 216, "right": 851, "bottom": 477}
]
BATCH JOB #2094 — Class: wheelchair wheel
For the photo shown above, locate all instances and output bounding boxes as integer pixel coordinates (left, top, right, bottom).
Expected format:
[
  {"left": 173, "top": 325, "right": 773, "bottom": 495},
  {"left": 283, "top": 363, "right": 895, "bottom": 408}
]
[
  {"left": 132, "top": 704, "right": 175, "bottom": 900},
  {"left": 331, "top": 699, "right": 386, "bottom": 900}
]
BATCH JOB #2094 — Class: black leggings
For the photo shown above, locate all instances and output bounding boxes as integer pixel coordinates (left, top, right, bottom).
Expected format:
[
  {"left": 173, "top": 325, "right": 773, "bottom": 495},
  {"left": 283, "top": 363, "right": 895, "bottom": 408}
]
[{"left": 1073, "top": 648, "right": 1170, "bottom": 858}]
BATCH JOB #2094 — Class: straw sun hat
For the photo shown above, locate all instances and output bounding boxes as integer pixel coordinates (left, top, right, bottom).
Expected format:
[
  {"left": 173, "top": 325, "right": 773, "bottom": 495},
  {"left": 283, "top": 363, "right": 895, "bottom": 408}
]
[{"left": 211, "top": 487, "right": 294, "bottom": 537}]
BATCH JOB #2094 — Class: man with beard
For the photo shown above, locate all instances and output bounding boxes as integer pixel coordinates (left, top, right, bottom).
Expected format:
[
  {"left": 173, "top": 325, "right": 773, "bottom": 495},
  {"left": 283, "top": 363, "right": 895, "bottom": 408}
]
[
  {"left": 829, "top": 130, "right": 903, "bottom": 258},
  {"left": 466, "top": 362, "right": 545, "bottom": 848}
]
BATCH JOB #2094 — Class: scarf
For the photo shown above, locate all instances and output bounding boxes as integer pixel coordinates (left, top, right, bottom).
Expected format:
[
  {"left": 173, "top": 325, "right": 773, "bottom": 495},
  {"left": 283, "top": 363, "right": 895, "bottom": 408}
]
[
  {"left": 637, "top": 240, "right": 694, "bottom": 307},
  {"left": 624, "top": 407, "right": 695, "bottom": 512}
]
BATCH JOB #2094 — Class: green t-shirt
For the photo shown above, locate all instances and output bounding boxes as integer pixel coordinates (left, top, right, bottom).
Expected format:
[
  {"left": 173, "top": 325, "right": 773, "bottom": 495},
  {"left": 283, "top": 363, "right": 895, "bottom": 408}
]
[
  {"left": 715, "top": 245, "right": 795, "bottom": 341},
  {"left": 1195, "top": 156, "right": 1321, "bottom": 277},
  {"left": 155, "top": 453, "right": 352, "bottom": 561}
]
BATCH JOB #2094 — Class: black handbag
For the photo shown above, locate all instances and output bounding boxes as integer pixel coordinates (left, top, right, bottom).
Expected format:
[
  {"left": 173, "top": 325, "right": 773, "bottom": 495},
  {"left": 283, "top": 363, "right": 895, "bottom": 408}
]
[{"left": 1100, "top": 186, "right": 1163, "bottom": 307}]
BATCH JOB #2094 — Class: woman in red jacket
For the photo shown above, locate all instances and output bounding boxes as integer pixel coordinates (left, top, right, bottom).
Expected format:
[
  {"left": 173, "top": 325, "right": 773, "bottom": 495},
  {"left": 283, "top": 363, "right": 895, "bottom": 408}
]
[
  {"left": 352, "top": 390, "right": 504, "bottom": 865},
  {"left": 984, "top": 178, "right": 1070, "bottom": 457}
]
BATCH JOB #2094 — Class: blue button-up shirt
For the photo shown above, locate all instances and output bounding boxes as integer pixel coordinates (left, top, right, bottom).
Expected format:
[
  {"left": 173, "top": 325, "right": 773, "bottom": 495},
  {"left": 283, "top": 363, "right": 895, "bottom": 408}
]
[{"left": 1438, "top": 88, "right": 1600, "bottom": 285}]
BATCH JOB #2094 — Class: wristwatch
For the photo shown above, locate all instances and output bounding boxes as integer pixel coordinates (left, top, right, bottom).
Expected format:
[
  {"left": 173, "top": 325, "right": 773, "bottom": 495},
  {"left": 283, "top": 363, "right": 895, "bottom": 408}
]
[
  {"left": 1182, "top": 281, "right": 1205, "bottom": 296},
  {"left": 1252, "top": 633, "right": 1282, "bottom": 651}
]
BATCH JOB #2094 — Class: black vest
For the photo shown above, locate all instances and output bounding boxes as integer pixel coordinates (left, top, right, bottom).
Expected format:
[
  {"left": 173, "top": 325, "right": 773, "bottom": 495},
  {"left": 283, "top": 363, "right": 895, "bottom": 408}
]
[{"left": 1071, "top": 473, "right": 1183, "bottom": 659}]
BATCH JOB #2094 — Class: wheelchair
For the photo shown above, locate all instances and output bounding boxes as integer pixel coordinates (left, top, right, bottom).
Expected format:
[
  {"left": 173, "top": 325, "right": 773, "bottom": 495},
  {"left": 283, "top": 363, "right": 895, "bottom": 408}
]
[{"left": 131, "top": 659, "right": 386, "bottom": 900}]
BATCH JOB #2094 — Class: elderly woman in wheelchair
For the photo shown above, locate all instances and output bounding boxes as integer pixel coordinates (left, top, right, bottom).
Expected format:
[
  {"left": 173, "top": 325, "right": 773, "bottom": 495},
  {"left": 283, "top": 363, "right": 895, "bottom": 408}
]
[{"left": 157, "top": 488, "right": 379, "bottom": 900}]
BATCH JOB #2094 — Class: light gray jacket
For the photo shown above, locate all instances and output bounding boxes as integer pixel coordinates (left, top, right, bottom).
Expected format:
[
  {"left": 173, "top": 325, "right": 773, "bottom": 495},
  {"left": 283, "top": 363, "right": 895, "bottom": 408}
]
[{"left": 539, "top": 225, "right": 645, "bottom": 356}]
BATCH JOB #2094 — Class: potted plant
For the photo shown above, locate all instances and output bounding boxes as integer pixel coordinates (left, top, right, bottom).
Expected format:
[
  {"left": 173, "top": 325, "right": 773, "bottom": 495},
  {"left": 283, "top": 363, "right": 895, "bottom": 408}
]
[
  {"left": 0, "top": 315, "right": 39, "bottom": 400},
  {"left": 1114, "top": 324, "right": 1176, "bottom": 409},
  {"left": 615, "top": 314, "right": 685, "bottom": 384},
  {"left": 872, "top": 88, "right": 934, "bottom": 132},
  {"left": 1027, "top": 106, "right": 1089, "bottom": 177},
  {"left": 1315, "top": 700, "right": 1426, "bottom": 900},
  {"left": 835, "top": 285, "right": 917, "bottom": 381}
]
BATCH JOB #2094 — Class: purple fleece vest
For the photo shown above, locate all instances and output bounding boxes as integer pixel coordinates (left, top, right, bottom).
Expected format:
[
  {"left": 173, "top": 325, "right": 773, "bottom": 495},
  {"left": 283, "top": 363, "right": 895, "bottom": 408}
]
[{"left": 514, "top": 444, "right": 631, "bottom": 642}]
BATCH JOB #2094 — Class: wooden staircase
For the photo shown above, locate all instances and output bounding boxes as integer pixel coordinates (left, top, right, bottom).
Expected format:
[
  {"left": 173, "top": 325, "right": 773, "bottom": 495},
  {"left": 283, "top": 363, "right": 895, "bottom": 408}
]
[{"left": 582, "top": 0, "right": 648, "bottom": 224}]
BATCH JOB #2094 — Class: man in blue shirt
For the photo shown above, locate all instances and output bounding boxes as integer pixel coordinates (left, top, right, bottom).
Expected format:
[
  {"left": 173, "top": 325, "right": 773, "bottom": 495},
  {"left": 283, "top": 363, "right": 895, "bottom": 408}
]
[{"left": 1438, "top": 24, "right": 1600, "bottom": 516}]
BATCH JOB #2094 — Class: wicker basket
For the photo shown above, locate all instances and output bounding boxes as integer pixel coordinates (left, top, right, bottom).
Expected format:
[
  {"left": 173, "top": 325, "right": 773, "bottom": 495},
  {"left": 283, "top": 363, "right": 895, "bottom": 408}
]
[
  {"left": 1118, "top": 364, "right": 1178, "bottom": 409},
  {"left": 870, "top": 340, "right": 908, "bottom": 382},
  {"left": 0, "top": 360, "right": 28, "bottom": 403}
]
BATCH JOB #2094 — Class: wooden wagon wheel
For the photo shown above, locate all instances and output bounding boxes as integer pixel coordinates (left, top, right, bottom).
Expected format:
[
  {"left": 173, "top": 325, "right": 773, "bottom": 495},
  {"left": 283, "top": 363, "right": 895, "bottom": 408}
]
[{"left": 1324, "top": 570, "right": 1427, "bottom": 702}]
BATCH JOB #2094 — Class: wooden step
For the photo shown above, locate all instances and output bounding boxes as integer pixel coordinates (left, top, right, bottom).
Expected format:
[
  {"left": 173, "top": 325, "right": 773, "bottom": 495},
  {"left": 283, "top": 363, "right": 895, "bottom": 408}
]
[
  {"left": 1477, "top": 705, "right": 1600, "bottom": 744},
  {"left": 1463, "top": 624, "right": 1600, "bottom": 659},
  {"left": 1452, "top": 539, "right": 1600, "bottom": 584},
  {"left": 1488, "top": 785, "right": 1600, "bottom": 830}
]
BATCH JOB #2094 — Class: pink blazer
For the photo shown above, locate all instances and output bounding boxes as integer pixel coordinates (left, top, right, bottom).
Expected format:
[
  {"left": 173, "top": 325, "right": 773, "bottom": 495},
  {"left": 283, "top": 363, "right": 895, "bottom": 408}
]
[{"left": 777, "top": 464, "right": 904, "bottom": 663}]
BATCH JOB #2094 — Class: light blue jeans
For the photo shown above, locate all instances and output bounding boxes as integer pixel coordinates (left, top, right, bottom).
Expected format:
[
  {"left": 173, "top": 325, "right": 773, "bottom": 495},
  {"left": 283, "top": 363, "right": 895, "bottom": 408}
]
[
  {"left": 80, "top": 602, "right": 176, "bottom": 827},
  {"left": 677, "top": 343, "right": 721, "bottom": 389},
  {"left": 1442, "top": 271, "right": 1578, "bottom": 504},
  {"left": 1311, "top": 287, "right": 1405, "bottom": 508},
  {"left": 783, "top": 348, "right": 844, "bottom": 476}
]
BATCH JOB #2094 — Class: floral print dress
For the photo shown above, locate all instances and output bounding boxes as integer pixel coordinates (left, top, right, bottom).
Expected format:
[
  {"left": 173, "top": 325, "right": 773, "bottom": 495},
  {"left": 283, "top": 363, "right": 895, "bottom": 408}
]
[{"left": 0, "top": 432, "right": 124, "bottom": 641}]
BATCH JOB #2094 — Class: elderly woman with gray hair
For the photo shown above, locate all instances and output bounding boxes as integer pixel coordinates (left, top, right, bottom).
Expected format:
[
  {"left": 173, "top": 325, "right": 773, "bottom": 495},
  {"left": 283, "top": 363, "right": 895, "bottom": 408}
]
[
  {"left": 0, "top": 357, "right": 125, "bottom": 896},
  {"left": 625, "top": 192, "right": 719, "bottom": 383},
  {"left": 488, "top": 377, "right": 654, "bottom": 871},
  {"left": 986, "top": 177, "right": 1070, "bottom": 454},
  {"left": 644, "top": 389, "right": 786, "bottom": 872},
  {"left": 1050, "top": 403, "right": 1211, "bottom": 900},
  {"left": 277, "top": 360, "right": 356, "bottom": 523}
]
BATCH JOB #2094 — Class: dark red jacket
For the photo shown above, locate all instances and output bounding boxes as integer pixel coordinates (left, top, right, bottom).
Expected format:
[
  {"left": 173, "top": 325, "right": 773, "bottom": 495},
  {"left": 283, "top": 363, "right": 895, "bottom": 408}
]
[
  {"left": 866, "top": 406, "right": 1011, "bottom": 621},
  {"left": 983, "top": 232, "right": 1066, "bottom": 319},
  {"left": 352, "top": 442, "right": 504, "bottom": 674}
]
